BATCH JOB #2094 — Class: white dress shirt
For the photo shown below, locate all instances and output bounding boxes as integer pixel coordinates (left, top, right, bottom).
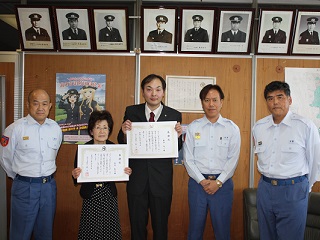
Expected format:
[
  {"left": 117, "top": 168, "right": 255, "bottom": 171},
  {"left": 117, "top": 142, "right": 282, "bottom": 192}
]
[
  {"left": 253, "top": 111, "right": 320, "bottom": 190},
  {"left": 183, "top": 115, "right": 241, "bottom": 184},
  {"left": 0, "top": 114, "right": 62, "bottom": 179}
]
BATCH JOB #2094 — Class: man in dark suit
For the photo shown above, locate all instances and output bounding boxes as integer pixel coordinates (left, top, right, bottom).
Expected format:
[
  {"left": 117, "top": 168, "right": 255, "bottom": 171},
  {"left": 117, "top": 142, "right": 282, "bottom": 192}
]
[
  {"left": 62, "top": 12, "right": 87, "bottom": 40},
  {"left": 299, "top": 17, "right": 320, "bottom": 45},
  {"left": 147, "top": 15, "right": 173, "bottom": 44},
  {"left": 118, "top": 74, "right": 182, "bottom": 240},
  {"left": 221, "top": 15, "right": 246, "bottom": 42},
  {"left": 262, "top": 16, "right": 287, "bottom": 43},
  {"left": 184, "top": 15, "right": 209, "bottom": 42},
  {"left": 25, "top": 13, "right": 50, "bottom": 41},
  {"left": 99, "top": 15, "right": 122, "bottom": 42}
]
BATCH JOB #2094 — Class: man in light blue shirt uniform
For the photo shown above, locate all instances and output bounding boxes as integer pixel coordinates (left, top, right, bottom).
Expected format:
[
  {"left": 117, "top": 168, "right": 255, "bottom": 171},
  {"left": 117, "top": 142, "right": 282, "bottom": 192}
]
[
  {"left": 0, "top": 89, "right": 62, "bottom": 240},
  {"left": 253, "top": 81, "right": 320, "bottom": 240},
  {"left": 184, "top": 84, "right": 241, "bottom": 240}
]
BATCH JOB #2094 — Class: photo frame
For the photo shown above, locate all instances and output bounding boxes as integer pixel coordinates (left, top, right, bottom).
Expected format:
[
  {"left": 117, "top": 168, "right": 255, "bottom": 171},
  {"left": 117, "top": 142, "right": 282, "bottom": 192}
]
[
  {"left": 54, "top": 7, "right": 92, "bottom": 51},
  {"left": 141, "top": 6, "right": 177, "bottom": 53},
  {"left": 179, "top": 7, "right": 216, "bottom": 54},
  {"left": 15, "top": 6, "right": 56, "bottom": 51},
  {"left": 92, "top": 7, "right": 129, "bottom": 52},
  {"left": 216, "top": 9, "right": 254, "bottom": 54},
  {"left": 165, "top": 75, "right": 216, "bottom": 113},
  {"left": 291, "top": 10, "right": 320, "bottom": 55},
  {"left": 256, "top": 9, "right": 295, "bottom": 55}
]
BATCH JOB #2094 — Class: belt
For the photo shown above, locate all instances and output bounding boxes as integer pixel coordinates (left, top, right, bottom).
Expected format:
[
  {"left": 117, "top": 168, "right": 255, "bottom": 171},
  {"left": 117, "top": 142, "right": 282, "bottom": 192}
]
[
  {"left": 95, "top": 183, "right": 107, "bottom": 188},
  {"left": 262, "top": 175, "right": 307, "bottom": 186},
  {"left": 16, "top": 174, "right": 54, "bottom": 184},
  {"left": 202, "top": 173, "right": 220, "bottom": 180}
]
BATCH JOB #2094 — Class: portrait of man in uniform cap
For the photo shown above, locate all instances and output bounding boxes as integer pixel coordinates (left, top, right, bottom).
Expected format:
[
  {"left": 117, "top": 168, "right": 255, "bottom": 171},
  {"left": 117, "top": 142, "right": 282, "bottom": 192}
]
[
  {"left": 184, "top": 15, "right": 209, "bottom": 42},
  {"left": 147, "top": 15, "right": 173, "bottom": 44},
  {"left": 262, "top": 16, "right": 287, "bottom": 44},
  {"left": 99, "top": 15, "right": 122, "bottom": 42},
  {"left": 221, "top": 15, "right": 246, "bottom": 42},
  {"left": 62, "top": 12, "right": 87, "bottom": 40},
  {"left": 25, "top": 13, "right": 51, "bottom": 41},
  {"left": 299, "top": 17, "right": 320, "bottom": 45}
]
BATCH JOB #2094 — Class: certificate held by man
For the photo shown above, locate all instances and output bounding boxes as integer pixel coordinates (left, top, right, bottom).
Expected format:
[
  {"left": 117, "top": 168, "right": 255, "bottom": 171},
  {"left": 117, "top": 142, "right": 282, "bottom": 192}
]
[
  {"left": 77, "top": 144, "right": 129, "bottom": 182},
  {"left": 127, "top": 121, "right": 179, "bottom": 158}
]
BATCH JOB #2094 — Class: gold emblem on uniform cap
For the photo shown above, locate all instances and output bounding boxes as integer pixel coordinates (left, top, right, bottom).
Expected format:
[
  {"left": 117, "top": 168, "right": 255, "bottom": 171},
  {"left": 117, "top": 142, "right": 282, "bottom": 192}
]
[
  {"left": 195, "top": 132, "right": 200, "bottom": 139},
  {"left": 160, "top": 17, "right": 164, "bottom": 21},
  {"left": 234, "top": 17, "right": 239, "bottom": 21},
  {"left": 23, "top": 136, "right": 29, "bottom": 140}
]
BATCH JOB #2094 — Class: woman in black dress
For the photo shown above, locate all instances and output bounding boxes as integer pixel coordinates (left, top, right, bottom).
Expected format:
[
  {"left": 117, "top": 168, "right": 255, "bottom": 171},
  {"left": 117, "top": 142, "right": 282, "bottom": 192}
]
[{"left": 72, "top": 110, "right": 132, "bottom": 239}]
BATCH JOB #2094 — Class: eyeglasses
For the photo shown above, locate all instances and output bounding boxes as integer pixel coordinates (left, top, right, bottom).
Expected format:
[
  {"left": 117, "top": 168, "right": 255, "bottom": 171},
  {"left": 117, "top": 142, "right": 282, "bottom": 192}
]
[{"left": 94, "top": 126, "right": 110, "bottom": 131}]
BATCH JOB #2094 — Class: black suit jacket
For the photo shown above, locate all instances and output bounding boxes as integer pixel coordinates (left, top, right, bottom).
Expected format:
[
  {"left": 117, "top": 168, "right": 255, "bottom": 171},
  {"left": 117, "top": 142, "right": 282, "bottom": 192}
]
[
  {"left": 117, "top": 103, "right": 182, "bottom": 197},
  {"left": 147, "top": 29, "right": 173, "bottom": 44},
  {"left": 262, "top": 29, "right": 286, "bottom": 43},
  {"left": 221, "top": 30, "right": 246, "bottom": 42},
  {"left": 62, "top": 28, "right": 87, "bottom": 40},
  {"left": 299, "top": 30, "right": 320, "bottom": 45},
  {"left": 25, "top": 27, "right": 50, "bottom": 41},
  {"left": 73, "top": 139, "right": 117, "bottom": 199}
]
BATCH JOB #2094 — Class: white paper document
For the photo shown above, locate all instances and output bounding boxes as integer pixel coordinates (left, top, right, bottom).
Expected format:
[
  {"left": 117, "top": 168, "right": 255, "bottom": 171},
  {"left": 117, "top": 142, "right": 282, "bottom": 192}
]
[
  {"left": 77, "top": 144, "right": 129, "bottom": 182},
  {"left": 127, "top": 121, "right": 179, "bottom": 159}
]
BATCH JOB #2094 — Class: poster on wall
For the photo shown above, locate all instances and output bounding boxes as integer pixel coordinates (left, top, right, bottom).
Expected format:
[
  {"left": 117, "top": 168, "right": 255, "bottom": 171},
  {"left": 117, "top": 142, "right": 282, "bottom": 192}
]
[
  {"left": 285, "top": 68, "right": 320, "bottom": 132},
  {"left": 55, "top": 73, "right": 106, "bottom": 144}
]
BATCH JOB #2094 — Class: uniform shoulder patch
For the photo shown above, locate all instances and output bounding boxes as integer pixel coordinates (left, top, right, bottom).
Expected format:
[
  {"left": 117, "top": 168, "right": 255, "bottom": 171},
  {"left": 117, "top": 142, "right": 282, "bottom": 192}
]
[{"left": 1, "top": 135, "right": 9, "bottom": 147}]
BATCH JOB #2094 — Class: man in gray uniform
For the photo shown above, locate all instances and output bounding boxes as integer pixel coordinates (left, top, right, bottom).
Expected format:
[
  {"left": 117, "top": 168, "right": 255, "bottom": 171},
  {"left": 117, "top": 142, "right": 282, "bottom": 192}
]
[
  {"left": 299, "top": 17, "right": 320, "bottom": 45},
  {"left": 262, "top": 17, "right": 286, "bottom": 43},
  {"left": 147, "top": 15, "right": 173, "bottom": 44},
  {"left": 25, "top": 13, "right": 50, "bottom": 41},
  {"left": 99, "top": 15, "right": 122, "bottom": 42},
  {"left": 221, "top": 15, "right": 246, "bottom": 42},
  {"left": 184, "top": 15, "right": 209, "bottom": 42}
]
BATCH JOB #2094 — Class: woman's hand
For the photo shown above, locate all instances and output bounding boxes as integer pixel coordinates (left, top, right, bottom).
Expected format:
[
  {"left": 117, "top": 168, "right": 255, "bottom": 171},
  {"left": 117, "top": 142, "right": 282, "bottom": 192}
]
[{"left": 72, "top": 167, "right": 82, "bottom": 179}]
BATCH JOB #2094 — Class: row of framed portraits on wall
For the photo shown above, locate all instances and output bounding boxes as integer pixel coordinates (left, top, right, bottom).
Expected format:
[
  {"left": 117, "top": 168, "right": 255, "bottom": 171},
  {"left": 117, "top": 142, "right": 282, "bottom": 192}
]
[{"left": 15, "top": 5, "right": 320, "bottom": 55}]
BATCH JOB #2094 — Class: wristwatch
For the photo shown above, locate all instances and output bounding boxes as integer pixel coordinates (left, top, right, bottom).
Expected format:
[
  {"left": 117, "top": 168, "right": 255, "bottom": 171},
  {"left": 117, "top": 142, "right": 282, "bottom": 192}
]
[{"left": 216, "top": 180, "right": 223, "bottom": 188}]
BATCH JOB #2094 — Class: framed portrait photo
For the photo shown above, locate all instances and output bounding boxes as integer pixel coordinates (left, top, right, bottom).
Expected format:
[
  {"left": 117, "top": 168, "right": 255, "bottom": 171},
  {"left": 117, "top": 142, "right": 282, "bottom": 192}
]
[
  {"left": 216, "top": 9, "right": 254, "bottom": 54},
  {"left": 15, "top": 6, "right": 55, "bottom": 50},
  {"left": 256, "top": 9, "right": 295, "bottom": 55},
  {"left": 179, "top": 7, "right": 216, "bottom": 54},
  {"left": 141, "top": 6, "right": 177, "bottom": 53},
  {"left": 54, "top": 7, "right": 92, "bottom": 51},
  {"left": 92, "top": 8, "right": 129, "bottom": 52},
  {"left": 291, "top": 10, "right": 320, "bottom": 55}
]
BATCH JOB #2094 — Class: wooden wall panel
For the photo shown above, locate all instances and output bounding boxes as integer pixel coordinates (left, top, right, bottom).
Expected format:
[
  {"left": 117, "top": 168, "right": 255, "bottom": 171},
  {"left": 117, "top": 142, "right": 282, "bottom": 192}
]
[
  {"left": 140, "top": 56, "right": 252, "bottom": 240},
  {"left": 255, "top": 58, "right": 320, "bottom": 192},
  {"left": 23, "top": 54, "right": 135, "bottom": 240},
  {"left": 0, "top": 62, "right": 15, "bottom": 238}
]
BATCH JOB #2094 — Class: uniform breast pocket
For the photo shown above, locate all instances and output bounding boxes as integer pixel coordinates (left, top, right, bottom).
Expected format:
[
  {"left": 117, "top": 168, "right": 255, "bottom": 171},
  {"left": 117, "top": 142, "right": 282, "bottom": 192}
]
[
  {"left": 217, "top": 140, "right": 229, "bottom": 159},
  {"left": 47, "top": 138, "right": 59, "bottom": 150},
  {"left": 17, "top": 139, "right": 37, "bottom": 150},
  {"left": 194, "top": 139, "right": 207, "bottom": 148},
  {"left": 281, "top": 144, "right": 300, "bottom": 163}
]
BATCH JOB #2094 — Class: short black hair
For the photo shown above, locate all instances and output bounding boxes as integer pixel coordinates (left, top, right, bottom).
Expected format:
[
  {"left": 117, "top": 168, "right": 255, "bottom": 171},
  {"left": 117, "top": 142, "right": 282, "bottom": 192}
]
[
  {"left": 199, "top": 84, "right": 224, "bottom": 100},
  {"left": 87, "top": 110, "right": 114, "bottom": 138},
  {"left": 264, "top": 81, "right": 290, "bottom": 100},
  {"left": 141, "top": 74, "right": 166, "bottom": 91}
]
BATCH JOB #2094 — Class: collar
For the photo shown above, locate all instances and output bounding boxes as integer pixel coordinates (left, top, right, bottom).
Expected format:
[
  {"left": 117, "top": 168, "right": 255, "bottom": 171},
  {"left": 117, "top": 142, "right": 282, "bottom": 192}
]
[
  {"left": 145, "top": 103, "right": 163, "bottom": 121},
  {"left": 26, "top": 114, "right": 49, "bottom": 125},
  {"left": 200, "top": 114, "right": 224, "bottom": 127},
  {"left": 266, "top": 110, "right": 292, "bottom": 128}
]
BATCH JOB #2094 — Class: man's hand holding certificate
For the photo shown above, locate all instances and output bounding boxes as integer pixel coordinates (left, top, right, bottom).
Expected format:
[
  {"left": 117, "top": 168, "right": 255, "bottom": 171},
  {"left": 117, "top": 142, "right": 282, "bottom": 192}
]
[{"left": 127, "top": 121, "right": 179, "bottom": 158}]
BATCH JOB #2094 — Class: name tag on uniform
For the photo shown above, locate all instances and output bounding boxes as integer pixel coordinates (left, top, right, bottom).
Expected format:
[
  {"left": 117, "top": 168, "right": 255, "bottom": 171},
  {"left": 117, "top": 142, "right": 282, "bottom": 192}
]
[{"left": 195, "top": 132, "right": 200, "bottom": 139}]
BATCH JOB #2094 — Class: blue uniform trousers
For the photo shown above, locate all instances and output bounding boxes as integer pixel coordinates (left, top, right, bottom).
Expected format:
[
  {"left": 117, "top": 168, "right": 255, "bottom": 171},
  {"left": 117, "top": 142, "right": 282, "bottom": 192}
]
[
  {"left": 187, "top": 177, "right": 233, "bottom": 240},
  {"left": 257, "top": 176, "right": 308, "bottom": 240},
  {"left": 10, "top": 176, "right": 57, "bottom": 240}
]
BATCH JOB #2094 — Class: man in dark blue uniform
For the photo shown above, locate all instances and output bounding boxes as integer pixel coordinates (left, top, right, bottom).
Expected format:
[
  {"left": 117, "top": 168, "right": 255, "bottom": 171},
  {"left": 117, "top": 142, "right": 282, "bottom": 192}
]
[
  {"left": 262, "top": 16, "right": 286, "bottom": 43},
  {"left": 25, "top": 13, "right": 51, "bottom": 41},
  {"left": 62, "top": 12, "right": 87, "bottom": 40},
  {"left": 147, "top": 15, "right": 173, "bottom": 44},
  {"left": 99, "top": 15, "right": 122, "bottom": 42},
  {"left": 184, "top": 15, "right": 209, "bottom": 42},
  {"left": 299, "top": 17, "right": 320, "bottom": 45},
  {"left": 221, "top": 15, "right": 246, "bottom": 42}
]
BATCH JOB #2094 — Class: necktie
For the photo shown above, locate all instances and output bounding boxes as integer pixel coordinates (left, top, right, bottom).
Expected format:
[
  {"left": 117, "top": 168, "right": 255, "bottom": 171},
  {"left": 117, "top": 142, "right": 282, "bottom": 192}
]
[
  {"left": 149, "top": 112, "right": 155, "bottom": 122},
  {"left": 311, "top": 32, "right": 313, "bottom": 36},
  {"left": 37, "top": 29, "right": 40, "bottom": 35}
]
